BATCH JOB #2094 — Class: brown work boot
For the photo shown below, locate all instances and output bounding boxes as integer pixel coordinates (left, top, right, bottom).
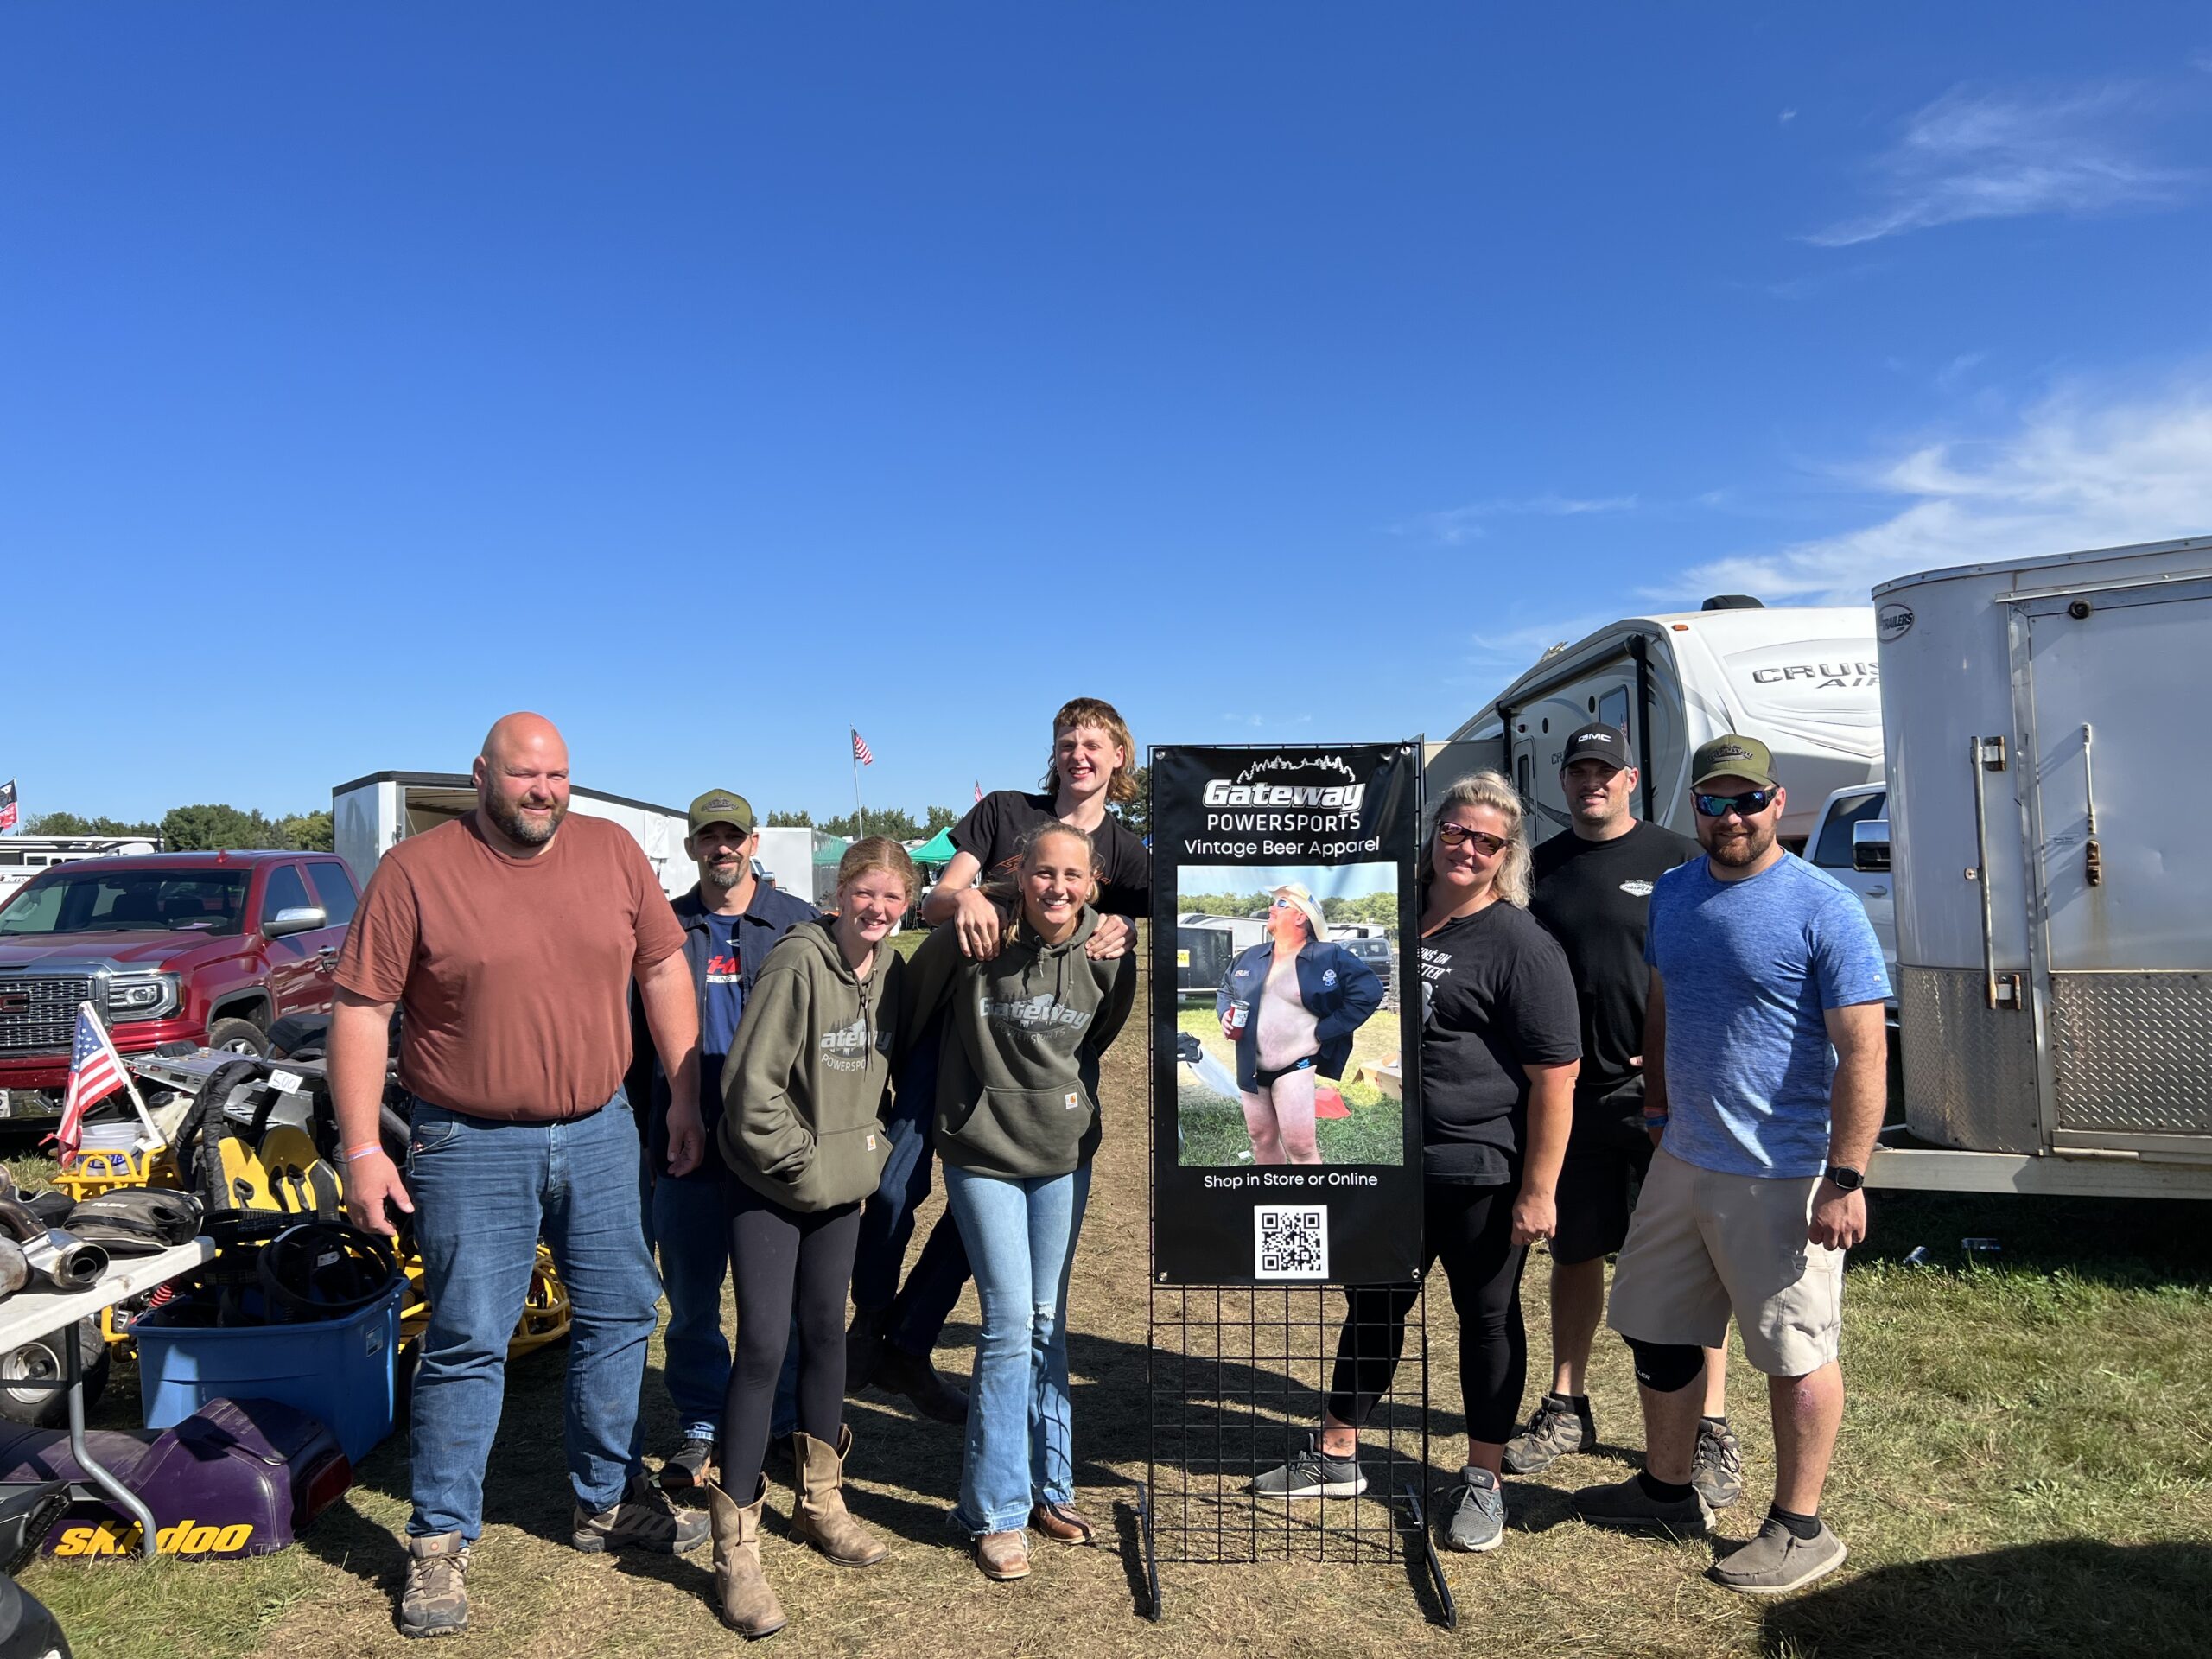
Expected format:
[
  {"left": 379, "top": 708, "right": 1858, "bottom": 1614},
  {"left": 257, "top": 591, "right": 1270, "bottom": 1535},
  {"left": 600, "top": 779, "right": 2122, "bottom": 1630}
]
[
  {"left": 975, "top": 1529, "right": 1031, "bottom": 1580},
  {"left": 398, "top": 1531, "right": 471, "bottom": 1639},
  {"left": 703, "top": 1476, "right": 787, "bottom": 1639},
  {"left": 1029, "top": 1499, "right": 1096, "bottom": 1546},
  {"left": 788, "top": 1426, "right": 889, "bottom": 1567}
]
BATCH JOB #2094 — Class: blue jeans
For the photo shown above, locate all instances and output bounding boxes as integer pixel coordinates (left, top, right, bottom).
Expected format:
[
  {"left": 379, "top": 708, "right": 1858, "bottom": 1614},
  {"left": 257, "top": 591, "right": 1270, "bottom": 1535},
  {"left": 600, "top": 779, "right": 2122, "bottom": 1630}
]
[
  {"left": 406, "top": 1092, "right": 658, "bottom": 1539},
  {"left": 644, "top": 1172, "right": 798, "bottom": 1443},
  {"left": 851, "top": 1052, "right": 973, "bottom": 1357},
  {"left": 943, "top": 1161, "right": 1092, "bottom": 1535}
]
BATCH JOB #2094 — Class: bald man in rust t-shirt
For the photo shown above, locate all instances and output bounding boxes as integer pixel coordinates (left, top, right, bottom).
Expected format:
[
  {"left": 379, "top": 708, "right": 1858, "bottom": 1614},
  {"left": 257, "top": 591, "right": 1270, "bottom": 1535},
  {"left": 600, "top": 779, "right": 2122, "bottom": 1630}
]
[{"left": 328, "top": 713, "right": 706, "bottom": 1639}]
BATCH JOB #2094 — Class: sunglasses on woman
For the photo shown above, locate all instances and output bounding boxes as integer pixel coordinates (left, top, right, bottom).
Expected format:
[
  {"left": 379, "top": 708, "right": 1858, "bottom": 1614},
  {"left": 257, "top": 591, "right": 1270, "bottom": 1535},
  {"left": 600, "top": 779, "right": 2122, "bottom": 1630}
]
[
  {"left": 1436, "top": 823, "right": 1509, "bottom": 855},
  {"left": 1694, "top": 787, "right": 1777, "bottom": 818}
]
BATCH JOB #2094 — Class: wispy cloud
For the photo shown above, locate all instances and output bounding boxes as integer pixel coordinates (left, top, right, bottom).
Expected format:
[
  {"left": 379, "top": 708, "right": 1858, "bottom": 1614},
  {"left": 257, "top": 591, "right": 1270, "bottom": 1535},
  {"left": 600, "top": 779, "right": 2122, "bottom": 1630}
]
[
  {"left": 1396, "top": 493, "right": 1638, "bottom": 545},
  {"left": 1807, "top": 82, "right": 2193, "bottom": 247},
  {"left": 1779, "top": 108, "right": 1798, "bottom": 124},
  {"left": 1665, "top": 384, "right": 2212, "bottom": 604},
  {"left": 1219, "top": 712, "right": 1313, "bottom": 729}
]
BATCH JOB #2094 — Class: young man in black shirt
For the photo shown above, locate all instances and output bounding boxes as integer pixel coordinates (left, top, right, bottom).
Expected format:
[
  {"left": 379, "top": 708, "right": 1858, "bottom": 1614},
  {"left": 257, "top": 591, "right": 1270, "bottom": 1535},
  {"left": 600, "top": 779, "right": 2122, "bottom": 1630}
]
[
  {"left": 1505, "top": 723, "right": 1743, "bottom": 1510},
  {"left": 846, "top": 698, "right": 1149, "bottom": 1422}
]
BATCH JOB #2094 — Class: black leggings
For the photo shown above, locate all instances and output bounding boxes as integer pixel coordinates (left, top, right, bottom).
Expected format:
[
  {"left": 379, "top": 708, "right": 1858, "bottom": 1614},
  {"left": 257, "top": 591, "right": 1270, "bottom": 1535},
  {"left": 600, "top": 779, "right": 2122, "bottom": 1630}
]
[
  {"left": 716, "top": 1182, "right": 861, "bottom": 1496},
  {"left": 1326, "top": 1179, "right": 1529, "bottom": 1446}
]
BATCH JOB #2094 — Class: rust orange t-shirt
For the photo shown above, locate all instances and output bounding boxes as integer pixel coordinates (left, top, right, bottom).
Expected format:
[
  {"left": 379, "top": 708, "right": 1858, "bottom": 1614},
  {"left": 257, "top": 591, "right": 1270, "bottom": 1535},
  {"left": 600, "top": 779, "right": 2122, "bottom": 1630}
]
[{"left": 334, "top": 810, "right": 685, "bottom": 1121}]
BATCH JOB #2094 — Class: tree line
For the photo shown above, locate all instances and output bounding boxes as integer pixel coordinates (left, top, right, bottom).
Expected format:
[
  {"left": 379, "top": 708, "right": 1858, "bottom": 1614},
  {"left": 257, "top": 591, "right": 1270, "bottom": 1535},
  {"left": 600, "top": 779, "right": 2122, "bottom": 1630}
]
[
  {"left": 1178, "top": 887, "right": 1397, "bottom": 929},
  {"left": 23, "top": 806, "right": 335, "bottom": 853},
  {"left": 766, "top": 764, "right": 1153, "bottom": 843}
]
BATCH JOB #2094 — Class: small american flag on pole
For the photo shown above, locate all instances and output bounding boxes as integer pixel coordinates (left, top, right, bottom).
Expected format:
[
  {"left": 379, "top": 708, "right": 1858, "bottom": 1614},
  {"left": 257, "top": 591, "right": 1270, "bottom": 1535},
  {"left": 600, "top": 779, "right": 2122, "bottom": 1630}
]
[
  {"left": 851, "top": 728, "right": 874, "bottom": 766},
  {"left": 57, "top": 1003, "right": 129, "bottom": 1155},
  {"left": 974, "top": 780, "right": 983, "bottom": 804}
]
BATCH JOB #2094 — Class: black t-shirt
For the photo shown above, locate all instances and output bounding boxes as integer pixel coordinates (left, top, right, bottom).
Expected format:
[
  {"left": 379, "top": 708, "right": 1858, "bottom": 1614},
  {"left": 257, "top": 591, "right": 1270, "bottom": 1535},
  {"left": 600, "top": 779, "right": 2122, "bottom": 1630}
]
[
  {"left": 1415, "top": 901, "right": 1581, "bottom": 1185},
  {"left": 950, "top": 791, "right": 1152, "bottom": 918},
  {"left": 1529, "top": 819, "right": 1700, "bottom": 1102}
]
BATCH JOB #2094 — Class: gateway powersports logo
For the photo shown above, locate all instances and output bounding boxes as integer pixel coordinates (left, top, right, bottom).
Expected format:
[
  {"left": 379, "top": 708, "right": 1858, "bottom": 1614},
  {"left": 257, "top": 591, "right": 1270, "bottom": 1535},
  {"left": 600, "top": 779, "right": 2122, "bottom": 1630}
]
[{"left": 1186, "top": 753, "right": 1380, "bottom": 858}]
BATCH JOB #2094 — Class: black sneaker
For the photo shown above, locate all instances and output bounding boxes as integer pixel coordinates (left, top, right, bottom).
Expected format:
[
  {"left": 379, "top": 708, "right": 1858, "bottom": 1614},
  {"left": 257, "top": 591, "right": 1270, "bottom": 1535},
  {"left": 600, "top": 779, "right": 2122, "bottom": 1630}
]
[
  {"left": 1691, "top": 1418, "right": 1745, "bottom": 1512},
  {"left": 1502, "top": 1392, "right": 1593, "bottom": 1475},
  {"left": 1250, "top": 1433, "right": 1367, "bottom": 1499},
  {"left": 874, "top": 1344, "right": 969, "bottom": 1425},
  {"left": 658, "top": 1437, "right": 717, "bottom": 1493}
]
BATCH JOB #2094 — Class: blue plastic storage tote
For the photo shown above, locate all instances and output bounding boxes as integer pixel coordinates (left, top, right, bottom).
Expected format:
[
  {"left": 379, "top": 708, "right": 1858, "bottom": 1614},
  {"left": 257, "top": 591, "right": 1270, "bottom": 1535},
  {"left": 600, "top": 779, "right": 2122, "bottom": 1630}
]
[{"left": 135, "top": 1281, "right": 402, "bottom": 1464}]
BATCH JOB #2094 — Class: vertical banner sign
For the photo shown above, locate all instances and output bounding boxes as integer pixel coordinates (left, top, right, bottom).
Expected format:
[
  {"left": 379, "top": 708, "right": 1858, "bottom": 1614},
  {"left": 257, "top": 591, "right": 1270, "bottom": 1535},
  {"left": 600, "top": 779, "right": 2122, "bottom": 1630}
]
[{"left": 1150, "top": 742, "right": 1423, "bottom": 1285}]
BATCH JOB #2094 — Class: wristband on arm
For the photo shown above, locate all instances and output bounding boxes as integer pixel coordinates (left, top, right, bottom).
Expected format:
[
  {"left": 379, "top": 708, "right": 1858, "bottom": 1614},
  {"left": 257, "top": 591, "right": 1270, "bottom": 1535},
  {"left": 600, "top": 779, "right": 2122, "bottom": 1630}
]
[{"left": 343, "top": 1144, "right": 389, "bottom": 1163}]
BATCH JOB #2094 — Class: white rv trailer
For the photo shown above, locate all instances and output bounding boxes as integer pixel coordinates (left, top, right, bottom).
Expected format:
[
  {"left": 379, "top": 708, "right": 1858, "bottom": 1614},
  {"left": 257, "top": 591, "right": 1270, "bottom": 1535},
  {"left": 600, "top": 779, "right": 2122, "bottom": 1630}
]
[
  {"left": 331, "top": 772, "right": 692, "bottom": 899},
  {"left": 1859, "top": 535, "right": 2212, "bottom": 1198},
  {"left": 0, "top": 835, "right": 163, "bottom": 905},
  {"left": 1430, "top": 599, "right": 1883, "bottom": 846}
]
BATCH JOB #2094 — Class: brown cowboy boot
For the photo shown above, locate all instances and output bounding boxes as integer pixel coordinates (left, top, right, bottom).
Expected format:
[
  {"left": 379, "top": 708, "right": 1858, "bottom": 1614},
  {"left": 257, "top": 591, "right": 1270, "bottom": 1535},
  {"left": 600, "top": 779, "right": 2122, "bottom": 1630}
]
[
  {"left": 703, "top": 1476, "right": 786, "bottom": 1638},
  {"left": 788, "top": 1427, "right": 889, "bottom": 1567}
]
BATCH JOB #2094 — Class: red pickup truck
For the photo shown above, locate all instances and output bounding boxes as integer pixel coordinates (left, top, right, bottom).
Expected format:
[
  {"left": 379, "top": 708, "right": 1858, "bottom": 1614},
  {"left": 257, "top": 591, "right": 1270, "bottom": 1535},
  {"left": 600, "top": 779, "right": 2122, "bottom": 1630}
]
[{"left": 0, "top": 850, "right": 359, "bottom": 1127}]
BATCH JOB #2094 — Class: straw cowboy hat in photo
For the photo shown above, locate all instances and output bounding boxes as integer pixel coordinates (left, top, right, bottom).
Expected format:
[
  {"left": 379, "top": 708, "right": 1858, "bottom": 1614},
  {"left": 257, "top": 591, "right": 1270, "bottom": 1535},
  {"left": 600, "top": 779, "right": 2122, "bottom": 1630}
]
[{"left": 1270, "top": 882, "right": 1330, "bottom": 944}]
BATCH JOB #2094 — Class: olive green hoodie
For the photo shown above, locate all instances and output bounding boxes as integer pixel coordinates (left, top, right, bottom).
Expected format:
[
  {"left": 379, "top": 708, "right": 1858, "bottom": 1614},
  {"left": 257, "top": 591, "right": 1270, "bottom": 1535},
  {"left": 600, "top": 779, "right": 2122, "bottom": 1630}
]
[
  {"left": 719, "top": 917, "right": 900, "bottom": 1211},
  {"left": 902, "top": 906, "right": 1136, "bottom": 1180}
]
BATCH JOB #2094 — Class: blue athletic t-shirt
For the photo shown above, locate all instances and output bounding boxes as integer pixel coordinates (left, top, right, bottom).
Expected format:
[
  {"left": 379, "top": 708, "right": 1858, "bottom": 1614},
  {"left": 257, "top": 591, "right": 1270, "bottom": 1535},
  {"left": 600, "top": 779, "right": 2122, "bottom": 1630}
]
[
  {"left": 1643, "top": 854, "right": 1890, "bottom": 1179},
  {"left": 699, "top": 912, "right": 745, "bottom": 1112}
]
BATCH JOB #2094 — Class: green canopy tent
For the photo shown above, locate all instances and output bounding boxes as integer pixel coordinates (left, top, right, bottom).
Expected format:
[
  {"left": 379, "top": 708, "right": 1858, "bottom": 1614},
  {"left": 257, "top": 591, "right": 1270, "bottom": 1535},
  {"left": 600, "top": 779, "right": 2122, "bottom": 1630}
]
[
  {"left": 906, "top": 827, "right": 957, "bottom": 868},
  {"left": 810, "top": 836, "right": 850, "bottom": 866}
]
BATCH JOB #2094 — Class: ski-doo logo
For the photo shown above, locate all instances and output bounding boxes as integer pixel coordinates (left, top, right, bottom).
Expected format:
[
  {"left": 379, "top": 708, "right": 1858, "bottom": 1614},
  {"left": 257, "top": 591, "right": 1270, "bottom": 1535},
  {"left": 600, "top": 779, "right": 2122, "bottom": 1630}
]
[
  {"left": 54, "top": 1518, "right": 256, "bottom": 1557},
  {"left": 980, "top": 993, "right": 1094, "bottom": 1031}
]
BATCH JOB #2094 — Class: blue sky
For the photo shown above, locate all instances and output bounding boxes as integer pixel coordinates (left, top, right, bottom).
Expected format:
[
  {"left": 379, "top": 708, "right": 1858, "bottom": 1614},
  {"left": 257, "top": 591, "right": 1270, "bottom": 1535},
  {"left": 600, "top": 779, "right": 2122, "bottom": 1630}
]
[
  {"left": 1182, "top": 864, "right": 1399, "bottom": 904},
  {"left": 5, "top": 4, "right": 2209, "bottom": 825}
]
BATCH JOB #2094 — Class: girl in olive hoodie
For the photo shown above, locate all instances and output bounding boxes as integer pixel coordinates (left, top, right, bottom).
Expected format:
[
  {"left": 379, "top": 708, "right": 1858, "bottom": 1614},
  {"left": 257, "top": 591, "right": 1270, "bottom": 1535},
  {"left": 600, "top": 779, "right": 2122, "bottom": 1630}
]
[
  {"left": 900, "top": 822, "right": 1136, "bottom": 1582},
  {"left": 699, "top": 837, "right": 916, "bottom": 1638}
]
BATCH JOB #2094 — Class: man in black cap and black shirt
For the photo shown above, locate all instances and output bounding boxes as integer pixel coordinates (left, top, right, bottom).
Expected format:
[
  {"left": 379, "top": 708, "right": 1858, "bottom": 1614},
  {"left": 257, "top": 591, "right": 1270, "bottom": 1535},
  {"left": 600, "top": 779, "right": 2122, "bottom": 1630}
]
[{"left": 1503, "top": 722, "right": 1744, "bottom": 1510}]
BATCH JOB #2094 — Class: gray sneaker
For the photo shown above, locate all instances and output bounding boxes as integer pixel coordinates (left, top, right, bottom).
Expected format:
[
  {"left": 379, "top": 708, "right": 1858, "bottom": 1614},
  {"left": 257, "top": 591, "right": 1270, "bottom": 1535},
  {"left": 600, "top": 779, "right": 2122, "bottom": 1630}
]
[
  {"left": 399, "top": 1531, "right": 470, "bottom": 1639},
  {"left": 1571, "top": 1474, "right": 1709, "bottom": 1538},
  {"left": 1707, "top": 1516, "right": 1847, "bottom": 1595},
  {"left": 572, "top": 1472, "right": 709, "bottom": 1554},
  {"left": 1502, "top": 1392, "right": 1593, "bottom": 1475},
  {"left": 1691, "top": 1418, "right": 1745, "bottom": 1511},
  {"left": 1250, "top": 1433, "right": 1367, "bottom": 1498},
  {"left": 1439, "top": 1465, "right": 1506, "bottom": 1553}
]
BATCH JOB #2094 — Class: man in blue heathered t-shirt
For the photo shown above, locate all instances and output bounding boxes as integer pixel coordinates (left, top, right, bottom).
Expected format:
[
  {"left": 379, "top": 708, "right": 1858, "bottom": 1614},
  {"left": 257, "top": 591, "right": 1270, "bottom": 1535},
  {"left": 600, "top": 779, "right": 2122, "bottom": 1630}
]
[{"left": 1572, "top": 734, "right": 1889, "bottom": 1596}]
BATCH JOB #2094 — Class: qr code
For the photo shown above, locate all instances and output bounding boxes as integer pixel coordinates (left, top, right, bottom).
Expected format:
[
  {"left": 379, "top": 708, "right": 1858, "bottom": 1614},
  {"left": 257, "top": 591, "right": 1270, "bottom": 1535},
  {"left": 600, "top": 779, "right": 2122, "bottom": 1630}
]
[{"left": 1254, "top": 1205, "right": 1329, "bottom": 1279}]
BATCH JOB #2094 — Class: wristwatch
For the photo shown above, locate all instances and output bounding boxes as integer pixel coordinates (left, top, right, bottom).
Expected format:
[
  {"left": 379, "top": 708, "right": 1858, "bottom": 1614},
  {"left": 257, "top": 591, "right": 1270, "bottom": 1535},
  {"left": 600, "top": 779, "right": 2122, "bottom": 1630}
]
[{"left": 1824, "top": 1164, "right": 1865, "bottom": 1192}]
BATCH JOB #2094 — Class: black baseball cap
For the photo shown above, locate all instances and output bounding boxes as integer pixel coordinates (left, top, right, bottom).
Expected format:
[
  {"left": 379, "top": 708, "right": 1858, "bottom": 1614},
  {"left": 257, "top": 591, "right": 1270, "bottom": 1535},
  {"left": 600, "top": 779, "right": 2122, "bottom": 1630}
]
[{"left": 1561, "top": 722, "right": 1634, "bottom": 771}]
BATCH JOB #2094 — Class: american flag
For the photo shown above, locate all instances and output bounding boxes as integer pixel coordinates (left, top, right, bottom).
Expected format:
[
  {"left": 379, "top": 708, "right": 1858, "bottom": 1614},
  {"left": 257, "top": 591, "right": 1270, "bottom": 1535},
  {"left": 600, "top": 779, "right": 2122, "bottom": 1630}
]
[
  {"left": 851, "top": 728, "right": 874, "bottom": 766},
  {"left": 974, "top": 780, "right": 983, "bottom": 804},
  {"left": 0, "top": 779, "right": 16, "bottom": 833},
  {"left": 57, "top": 1003, "right": 128, "bottom": 1155}
]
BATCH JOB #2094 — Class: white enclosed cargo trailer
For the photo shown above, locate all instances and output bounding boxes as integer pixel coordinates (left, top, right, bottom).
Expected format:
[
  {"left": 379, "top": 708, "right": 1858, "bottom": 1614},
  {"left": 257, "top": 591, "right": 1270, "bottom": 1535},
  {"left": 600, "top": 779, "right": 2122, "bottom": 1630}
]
[
  {"left": 754, "top": 826, "right": 845, "bottom": 907},
  {"left": 1430, "top": 599, "right": 1882, "bottom": 846},
  {"left": 331, "top": 772, "right": 692, "bottom": 899},
  {"left": 1860, "top": 534, "right": 2212, "bottom": 1198}
]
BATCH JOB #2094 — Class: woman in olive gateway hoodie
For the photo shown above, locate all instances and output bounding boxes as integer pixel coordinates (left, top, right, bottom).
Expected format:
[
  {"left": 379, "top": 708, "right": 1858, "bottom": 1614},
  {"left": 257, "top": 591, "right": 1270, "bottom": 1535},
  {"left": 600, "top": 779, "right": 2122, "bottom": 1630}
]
[
  {"left": 901, "top": 821, "right": 1136, "bottom": 1582},
  {"left": 696, "top": 837, "right": 915, "bottom": 1639}
]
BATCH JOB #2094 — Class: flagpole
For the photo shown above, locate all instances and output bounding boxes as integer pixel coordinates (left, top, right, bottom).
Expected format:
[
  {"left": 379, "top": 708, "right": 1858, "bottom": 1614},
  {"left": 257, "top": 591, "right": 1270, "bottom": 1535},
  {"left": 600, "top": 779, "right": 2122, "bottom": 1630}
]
[{"left": 852, "top": 732, "right": 866, "bottom": 838}]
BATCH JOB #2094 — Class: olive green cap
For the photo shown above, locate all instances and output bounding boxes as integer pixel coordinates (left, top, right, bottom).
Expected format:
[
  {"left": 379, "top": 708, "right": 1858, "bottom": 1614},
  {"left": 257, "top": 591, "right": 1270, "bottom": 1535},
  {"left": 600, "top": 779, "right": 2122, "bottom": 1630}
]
[
  {"left": 687, "top": 790, "right": 756, "bottom": 836},
  {"left": 1689, "top": 734, "right": 1778, "bottom": 791}
]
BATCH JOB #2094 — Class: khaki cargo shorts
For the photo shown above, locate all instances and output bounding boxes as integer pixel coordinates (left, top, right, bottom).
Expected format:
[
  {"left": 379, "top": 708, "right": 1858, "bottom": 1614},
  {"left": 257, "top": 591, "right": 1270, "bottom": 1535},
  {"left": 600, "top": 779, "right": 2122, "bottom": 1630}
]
[{"left": 1605, "top": 1147, "right": 1843, "bottom": 1377}]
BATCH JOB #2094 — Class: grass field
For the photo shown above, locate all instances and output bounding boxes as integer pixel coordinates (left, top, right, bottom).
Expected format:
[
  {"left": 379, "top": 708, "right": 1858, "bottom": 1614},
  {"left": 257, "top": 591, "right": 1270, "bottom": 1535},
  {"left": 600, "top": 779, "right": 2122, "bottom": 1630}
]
[{"left": 16, "top": 943, "right": 2212, "bottom": 1659}]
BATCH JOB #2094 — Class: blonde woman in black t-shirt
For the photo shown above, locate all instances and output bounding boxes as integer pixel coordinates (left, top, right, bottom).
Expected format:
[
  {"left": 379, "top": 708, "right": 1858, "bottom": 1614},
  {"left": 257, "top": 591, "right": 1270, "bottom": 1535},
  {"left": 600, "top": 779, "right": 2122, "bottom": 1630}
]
[{"left": 1250, "top": 771, "right": 1580, "bottom": 1554}]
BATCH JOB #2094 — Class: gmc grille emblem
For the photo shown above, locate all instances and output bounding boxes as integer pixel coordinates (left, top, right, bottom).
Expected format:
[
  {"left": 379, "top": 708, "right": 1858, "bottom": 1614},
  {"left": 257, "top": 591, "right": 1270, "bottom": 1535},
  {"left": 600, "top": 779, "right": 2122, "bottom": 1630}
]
[{"left": 0, "top": 992, "right": 28, "bottom": 1015}]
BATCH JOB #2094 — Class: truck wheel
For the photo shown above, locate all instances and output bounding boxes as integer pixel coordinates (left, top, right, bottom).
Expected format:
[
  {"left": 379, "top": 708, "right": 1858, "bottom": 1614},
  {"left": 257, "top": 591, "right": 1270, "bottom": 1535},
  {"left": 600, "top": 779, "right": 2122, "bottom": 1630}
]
[
  {"left": 0, "top": 1319, "right": 110, "bottom": 1427},
  {"left": 206, "top": 1018, "right": 270, "bottom": 1057}
]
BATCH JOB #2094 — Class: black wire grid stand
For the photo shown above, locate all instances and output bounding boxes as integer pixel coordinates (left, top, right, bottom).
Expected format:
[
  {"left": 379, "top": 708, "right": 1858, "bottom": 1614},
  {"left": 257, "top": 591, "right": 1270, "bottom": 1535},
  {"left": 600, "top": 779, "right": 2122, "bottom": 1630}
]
[{"left": 1137, "top": 1275, "right": 1455, "bottom": 1626}]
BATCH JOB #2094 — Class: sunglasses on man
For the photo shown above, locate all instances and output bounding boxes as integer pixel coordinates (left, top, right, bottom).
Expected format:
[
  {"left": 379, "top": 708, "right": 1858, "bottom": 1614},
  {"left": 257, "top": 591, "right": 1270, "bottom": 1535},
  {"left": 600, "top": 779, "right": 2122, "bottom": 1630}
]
[
  {"left": 1694, "top": 787, "right": 1778, "bottom": 819},
  {"left": 1436, "top": 823, "right": 1510, "bottom": 855}
]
